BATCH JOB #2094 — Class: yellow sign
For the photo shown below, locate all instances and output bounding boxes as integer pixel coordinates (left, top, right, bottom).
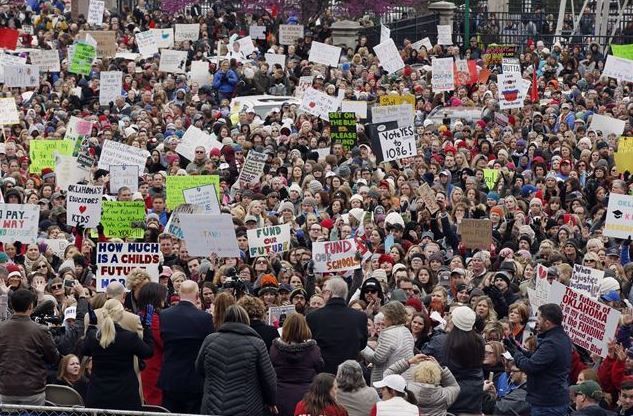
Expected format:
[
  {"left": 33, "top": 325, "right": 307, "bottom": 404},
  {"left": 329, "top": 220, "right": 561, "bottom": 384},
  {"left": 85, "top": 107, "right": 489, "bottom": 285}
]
[
  {"left": 100, "top": 201, "right": 146, "bottom": 239},
  {"left": 483, "top": 169, "right": 499, "bottom": 191},
  {"left": 29, "top": 139, "right": 74, "bottom": 173},
  {"left": 379, "top": 94, "right": 416, "bottom": 107}
]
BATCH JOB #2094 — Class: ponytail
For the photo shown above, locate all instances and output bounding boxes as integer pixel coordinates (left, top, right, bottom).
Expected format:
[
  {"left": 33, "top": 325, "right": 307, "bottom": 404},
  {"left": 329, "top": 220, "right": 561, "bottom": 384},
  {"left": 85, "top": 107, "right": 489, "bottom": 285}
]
[
  {"left": 403, "top": 388, "right": 418, "bottom": 406},
  {"left": 97, "top": 299, "right": 123, "bottom": 349}
]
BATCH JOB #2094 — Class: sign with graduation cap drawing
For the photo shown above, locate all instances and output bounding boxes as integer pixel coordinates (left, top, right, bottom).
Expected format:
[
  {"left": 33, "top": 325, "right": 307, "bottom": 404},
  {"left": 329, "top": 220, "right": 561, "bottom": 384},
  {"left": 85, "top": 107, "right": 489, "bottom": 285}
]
[{"left": 604, "top": 194, "right": 633, "bottom": 239}]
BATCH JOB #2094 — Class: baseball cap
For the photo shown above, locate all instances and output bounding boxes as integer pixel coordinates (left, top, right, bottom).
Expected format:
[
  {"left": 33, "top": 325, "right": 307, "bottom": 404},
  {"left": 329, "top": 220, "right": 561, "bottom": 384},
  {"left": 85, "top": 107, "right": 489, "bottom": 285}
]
[
  {"left": 373, "top": 374, "right": 407, "bottom": 393},
  {"left": 570, "top": 380, "right": 603, "bottom": 400}
]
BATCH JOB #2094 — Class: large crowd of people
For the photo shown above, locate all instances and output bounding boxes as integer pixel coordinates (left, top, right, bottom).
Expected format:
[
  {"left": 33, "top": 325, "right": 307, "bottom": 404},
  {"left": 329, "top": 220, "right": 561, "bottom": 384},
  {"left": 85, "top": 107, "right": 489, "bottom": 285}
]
[{"left": 0, "top": 1, "right": 633, "bottom": 416}]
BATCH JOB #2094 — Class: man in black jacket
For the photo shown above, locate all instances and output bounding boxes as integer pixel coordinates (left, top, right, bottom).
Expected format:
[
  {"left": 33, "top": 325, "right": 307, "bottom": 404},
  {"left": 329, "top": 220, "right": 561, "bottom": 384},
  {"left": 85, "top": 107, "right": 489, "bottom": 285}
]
[
  {"left": 159, "top": 280, "right": 214, "bottom": 413},
  {"left": 306, "top": 277, "right": 368, "bottom": 374}
]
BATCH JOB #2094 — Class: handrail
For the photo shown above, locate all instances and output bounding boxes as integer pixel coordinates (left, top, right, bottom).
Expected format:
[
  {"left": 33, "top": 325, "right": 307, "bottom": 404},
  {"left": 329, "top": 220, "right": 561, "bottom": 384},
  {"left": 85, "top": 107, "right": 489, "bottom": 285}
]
[{"left": 0, "top": 403, "right": 215, "bottom": 416}]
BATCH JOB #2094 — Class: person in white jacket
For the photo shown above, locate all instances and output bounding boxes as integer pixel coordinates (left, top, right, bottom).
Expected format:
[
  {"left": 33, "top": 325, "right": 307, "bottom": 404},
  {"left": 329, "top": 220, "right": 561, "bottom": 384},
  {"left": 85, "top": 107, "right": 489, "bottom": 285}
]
[
  {"left": 361, "top": 301, "right": 415, "bottom": 384},
  {"left": 370, "top": 374, "right": 419, "bottom": 416}
]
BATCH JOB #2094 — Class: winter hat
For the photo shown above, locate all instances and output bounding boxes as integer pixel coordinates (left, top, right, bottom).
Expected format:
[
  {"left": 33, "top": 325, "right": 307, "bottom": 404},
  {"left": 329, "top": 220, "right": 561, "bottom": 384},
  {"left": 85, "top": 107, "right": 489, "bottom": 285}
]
[
  {"left": 289, "top": 287, "right": 308, "bottom": 301},
  {"left": 349, "top": 194, "right": 364, "bottom": 204},
  {"left": 451, "top": 306, "right": 476, "bottom": 332},
  {"left": 308, "top": 180, "right": 323, "bottom": 194},
  {"left": 288, "top": 183, "right": 303, "bottom": 196},
  {"left": 599, "top": 277, "right": 620, "bottom": 295},
  {"left": 490, "top": 205, "right": 504, "bottom": 217},
  {"left": 378, "top": 254, "right": 395, "bottom": 266},
  {"left": 0, "top": 252, "right": 9, "bottom": 263},
  {"left": 41, "top": 168, "right": 55, "bottom": 180},
  {"left": 6, "top": 263, "right": 22, "bottom": 279},
  {"left": 371, "top": 269, "right": 388, "bottom": 284},
  {"left": 279, "top": 201, "right": 295, "bottom": 215}
]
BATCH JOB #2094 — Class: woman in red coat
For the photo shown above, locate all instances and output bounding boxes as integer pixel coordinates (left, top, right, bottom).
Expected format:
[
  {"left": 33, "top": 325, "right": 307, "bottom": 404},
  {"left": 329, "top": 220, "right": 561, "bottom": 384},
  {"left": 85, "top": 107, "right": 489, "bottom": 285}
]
[{"left": 138, "top": 282, "right": 168, "bottom": 406}]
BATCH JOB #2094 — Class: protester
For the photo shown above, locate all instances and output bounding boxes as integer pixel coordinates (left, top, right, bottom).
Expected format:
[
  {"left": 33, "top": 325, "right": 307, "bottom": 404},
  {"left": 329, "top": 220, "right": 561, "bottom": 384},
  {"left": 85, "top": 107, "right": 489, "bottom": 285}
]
[
  {"left": 335, "top": 360, "right": 380, "bottom": 416},
  {"left": 370, "top": 374, "right": 419, "bottom": 416},
  {"left": 294, "top": 373, "right": 349, "bottom": 416}
]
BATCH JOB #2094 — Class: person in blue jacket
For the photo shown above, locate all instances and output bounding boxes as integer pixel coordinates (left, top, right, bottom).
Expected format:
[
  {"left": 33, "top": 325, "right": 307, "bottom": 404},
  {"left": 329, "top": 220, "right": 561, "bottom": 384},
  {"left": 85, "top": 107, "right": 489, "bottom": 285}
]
[{"left": 212, "top": 59, "right": 239, "bottom": 102}]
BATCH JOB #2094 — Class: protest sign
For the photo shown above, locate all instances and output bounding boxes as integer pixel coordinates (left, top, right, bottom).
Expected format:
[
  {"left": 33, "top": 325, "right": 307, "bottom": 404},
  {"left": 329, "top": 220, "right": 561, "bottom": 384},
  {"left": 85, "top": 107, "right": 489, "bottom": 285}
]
[
  {"left": 178, "top": 214, "right": 240, "bottom": 257},
  {"left": 247, "top": 223, "right": 291, "bottom": 257},
  {"left": 483, "top": 168, "right": 499, "bottom": 190},
  {"left": 570, "top": 264, "right": 604, "bottom": 299},
  {"left": 166, "top": 175, "right": 220, "bottom": 210},
  {"left": 71, "top": 0, "right": 90, "bottom": 19},
  {"left": 412, "top": 37, "right": 433, "bottom": 51},
  {"left": 165, "top": 204, "right": 203, "bottom": 239},
  {"left": 29, "top": 140, "right": 74, "bottom": 173},
  {"left": 418, "top": 182, "right": 439, "bottom": 214},
  {"left": 0, "top": 97, "right": 20, "bottom": 125},
  {"left": 300, "top": 87, "right": 339, "bottom": 121},
  {"left": 265, "top": 53, "right": 286, "bottom": 69},
  {"left": 528, "top": 264, "right": 551, "bottom": 314},
  {"left": 99, "top": 71, "right": 122, "bottom": 105},
  {"left": 380, "top": 24, "right": 391, "bottom": 43},
  {"left": 67, "top": 184, "right": 102, "bottom": 228},
  {"left": 379, "top": 94, "right": 416, "bottom": 107},
  {"left": 69, "top": 42, "right": 96, "bottom": 76},
  {"left": 548, "top": 281, "right": 620, "bottom": 357},
  {"left": 249, "top": 25, "right": 266, "bottom": 40},
  {"left": 78, "top": 31, "right": 116, "bottom": 57},
  {"left": 308, "top": 42, "right": 341, "bottom": 67},
  {"left": 151, "top": 28, "right": 174, "bottom": 48},
  {"left": 329, "top": 112, "right": 357, "bottom": 151},
  {"left": 237, "top": 36, "right": 256, "bottom": 57},
  {"left": 175, "top": 24, "right": 200, "bottom": 42},
  {"left": 312, "top": 238, "right": 361, "bottom": 273},
  {"left": 612, "top": 44, "right": 633, "bottom": 60},
  {"left": 498, "top": 72, "right": 525, "bottom": 110},
  {"left": 483, "top": 44, "right": 517, "bottom": 66},
  {"left": 159, "top": 49, "right": 188, "bottom": 73},
  {"left": 437, "top": 25, "right": 453, "bottom": 45},
  {"left": 4, "top": 64, "right": 39, "bottom": 88},
  {"left": 96, "top": 242, "right": 160, "bottom": 291},
  {"left": 64, "top": 116, "right": 92, "bottom": 155},
  {"left": 370, "top": 122, "right": 416, "bottom": 163},
  {"left": 136, "top": 30, "right": 159, "bottom": 56},
  {"left": 0, "top": 204, "right": 39, "bottom": 243},
  {"left": 501, "top": 57, "right": 521, "bottom": 74},
  {"left": 98, "top": 140, "right": 149, "bottom": 173},
  {"left": 454, "top": 59, "right": 478, "bottom": 87},
  {"left": 268, "top": 305, "right": 296, "bottom": 327},
  {"left": 373, "top": 39, "right": 405, "bottom": 74},
  {"left": 0, "top": 28, "right": 18, "bottom": 50},
  {"left": 101, "top": 201, "right": 146, "bottom": 239},
  {"left": 45, "top": 239, "right": 71, "bottom": 258},
  {"left": 279, "top": 24, "right": 304, "bottom": 45},
  {"left": 176, "top": 126, "right": 222, "bottom": 161},
  {"left": 432, "top": 57, "right": 454, "bottom": 92},
  {"left": 55, "top": 154, "right": 90, "bottom": 189},
  {"left": 109, "top": 165, "right": 139, "bottom": 194},
  {"left": 294, "top": 76, "right": 314, "bottom": 98},
  {"left": 341, "top": 100, "right": 367, "bottom": 119},
  {"left": 589, "top": 113, "right": 626, "bottom": 138},
  {"left": 29, "top": 50, "right": 60, "bottom": 72},
  {"left": 182, "top": 184, "right": 220, "bottom": 214},
  {"left": 371, "top": 103, "right": 414, "bottom": 128},
  {"left": 615, "top": 137, "right": 633, "bottom": 173},
  {"left": 604, "top": 194, "right": 633, "bottom": 239},
  {"left": 87, "top": 0, "right": 104, "bottom": 25},
  {"left": 0, "top": 53, "right": 27, "bottom": 82},
  {"left": 460, "top": 219, "right": 492, "bottom": 249},
  {"left": 603, "top": 55, "right": 633, "bottom": 83},
  {"left": 189, "top": 60, "right": 211, "bottom": 85},
  {"left": 238, "top": 150, "right": 267, "bottom": 184}
]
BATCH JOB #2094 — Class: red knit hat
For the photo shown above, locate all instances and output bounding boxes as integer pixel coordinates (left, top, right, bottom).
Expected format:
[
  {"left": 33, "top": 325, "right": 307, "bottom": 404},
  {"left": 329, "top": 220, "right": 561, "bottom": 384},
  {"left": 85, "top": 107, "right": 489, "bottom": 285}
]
[
  {"left": 378, "top": 254, "right": 394, "bottom": 266},
  {"left": 6, "top": 263, "right": 21, "bottom": 279}
]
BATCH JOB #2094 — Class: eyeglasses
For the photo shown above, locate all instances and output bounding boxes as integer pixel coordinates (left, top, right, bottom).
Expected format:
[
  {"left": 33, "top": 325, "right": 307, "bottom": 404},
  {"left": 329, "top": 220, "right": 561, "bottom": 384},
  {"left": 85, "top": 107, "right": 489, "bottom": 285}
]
[
  {"left": 195, "top": 150, "right": 204, "bottom": 153},
  {"left": 584, "top": 259, "right": 596, "bottom": 264},
  {"left": 38, "top": 264, "right": 47, "bottom": 269},
  {"left": 51, "top": 284, "right": 62, "bottom": 290},
  {"left": 256, "top": 259, "right": 268, "bottom": 264}
]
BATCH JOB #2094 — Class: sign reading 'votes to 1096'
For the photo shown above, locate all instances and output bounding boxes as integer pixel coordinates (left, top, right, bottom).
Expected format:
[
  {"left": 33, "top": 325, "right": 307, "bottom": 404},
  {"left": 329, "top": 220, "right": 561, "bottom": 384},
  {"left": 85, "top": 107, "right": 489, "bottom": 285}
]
[{"left": 371, "top": 123, "right": 417, "bottom": 162}]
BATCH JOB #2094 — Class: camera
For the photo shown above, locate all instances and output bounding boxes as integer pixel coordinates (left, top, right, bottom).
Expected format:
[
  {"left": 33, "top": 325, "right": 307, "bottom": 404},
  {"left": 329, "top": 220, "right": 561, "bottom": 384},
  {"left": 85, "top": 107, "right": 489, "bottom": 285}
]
[
  {"left": 32, "top": 315, "right": 62, "bottom": 326},
  {"left": 222, "top": 267, "right": 247, "bottom": 297}
]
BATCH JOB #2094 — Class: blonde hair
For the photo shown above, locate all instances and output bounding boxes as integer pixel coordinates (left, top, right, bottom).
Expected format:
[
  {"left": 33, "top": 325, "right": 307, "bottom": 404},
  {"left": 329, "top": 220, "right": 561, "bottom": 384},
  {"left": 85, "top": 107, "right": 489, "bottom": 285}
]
[
  {"left": 413, "top": 360, "right": 442, "bottom": 386},
  {"left": 126, "top": 268, "right": 151, "bottom": 291},
  {"left": 98, "top": 299, "right": 124, "bottom": 349}
]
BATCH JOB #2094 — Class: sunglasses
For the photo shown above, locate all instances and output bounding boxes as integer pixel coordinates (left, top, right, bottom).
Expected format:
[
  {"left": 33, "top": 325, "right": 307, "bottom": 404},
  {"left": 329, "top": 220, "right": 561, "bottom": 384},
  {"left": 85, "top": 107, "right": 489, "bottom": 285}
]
[
  {"left": 256, "top": 259, "right": 268, "bottom": 264},
  {"left": 51, "top": 284, "right": 62, "bottom": 290}
]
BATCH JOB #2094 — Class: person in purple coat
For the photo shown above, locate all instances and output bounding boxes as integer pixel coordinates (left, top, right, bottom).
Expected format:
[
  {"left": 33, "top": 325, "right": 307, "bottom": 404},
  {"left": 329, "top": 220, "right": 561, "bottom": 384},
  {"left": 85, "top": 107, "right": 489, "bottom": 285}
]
[{"left": 270, "top": 313, "right": 324, "bottom": 416}]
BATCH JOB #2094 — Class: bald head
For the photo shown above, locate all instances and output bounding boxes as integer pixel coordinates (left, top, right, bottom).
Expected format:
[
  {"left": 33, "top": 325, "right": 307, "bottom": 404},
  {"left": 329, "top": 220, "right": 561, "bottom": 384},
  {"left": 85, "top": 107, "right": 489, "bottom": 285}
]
[
  {"left": 106, "top": 281, "right": 126, "bottom": 303},
  {"left": 179, "top": 280, "right": 198, "bottom": 302}
]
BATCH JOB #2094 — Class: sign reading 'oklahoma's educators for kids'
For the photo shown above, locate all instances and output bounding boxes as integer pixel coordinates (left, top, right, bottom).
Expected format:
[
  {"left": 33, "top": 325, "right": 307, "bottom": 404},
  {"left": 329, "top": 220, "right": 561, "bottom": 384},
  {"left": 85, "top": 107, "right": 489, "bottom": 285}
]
[
  {"left": 247, "top": 224, "right": 291, "bottom": 257},
  {"left": 312, "top": 238, "right": 361, "bottom": 273},
  {"left": 96, "top": 242, "right": 160, "bottom": 291}
]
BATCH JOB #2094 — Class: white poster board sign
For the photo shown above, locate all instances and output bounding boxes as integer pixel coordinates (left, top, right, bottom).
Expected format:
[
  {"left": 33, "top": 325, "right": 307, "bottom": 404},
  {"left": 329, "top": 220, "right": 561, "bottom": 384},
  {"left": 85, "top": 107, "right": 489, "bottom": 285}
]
[
  {"left": 98, "top": 140, "right": 149, "bottom": 174},
  {"left": 372, "top": 103, "right": 414, "bottom": 127},
  {"left": 380, "top": 24, "right": 391, "bottom": 44},
  {"left": 4, "top": 64, "right": 39, "bottom": 88},
  {"left": 178, "top": 214, "right": 240, "bottom": 257},
  {"left": 589, "top": 113, "right": 626, "bottom": 138},
  {"left": 0, "top": 97, "right": 20, "bottom": 125},
  {"left": 237, "top": 36, "right": 256, "bottom": 57},
  {"left": 300, "top": 87, "right": 339, "bottom": 121},
  {"left": 66, "top": 184, "right": 103, "bottom": 228},
  {"left": 175, "top": 24, "right": 200, "bottom": 42},
  {"left": 189, "top": 60, "right": 211, "bottom": 85},
  {"left": 376, "top": 124, "right": 417, "bottom": 162},
  {"left": 182, "top": 184, "right": 220, "bottom": 214},
  {"left": 294, "top": 75, "right": 313, "bottom": 98},
  {"left": 373, "top": 39, "right": 405, "bottom": 74},
  {"left": 99, "top": 71, "right": 122, "bottom": 105},
  {"left": 136, "top": 30, "right": 159, "bottom": 56},
  {"left": 603, "top": 55, "right": 633, "bottom": 83},
  {"left": 249, "top": 25, "right": 266, "bottom": 40},
  {"left": 437, "top": 25, "right": 453, "bottom": 45},
  {"left": 279, "top": 24, "right": 304, "bottom": 45},
  {"left": 55, "top": 154, "right": 90, "bottom": 190},
  {"left": 176, "top": 125, "right": 222, "bottom": 161},
  {"left": 247, "top": 223, "right": 291, "bottom": 257},
  {"left": 159, "top": 49, "right": 188, "bottom": 73},
  {"left": 312, "top": 238, "right": 361, "bottom": 273},
  {"left": 165, "top": 204, "right": 203, "bottom": 240},
  {"left": 604, "top": 193, "right": 633, "bottom": 239},
  {"left": 109, "top": 165, "right": 139, "bottom": 194},
  {"left": 238, "top": 150, "right": 267, "bottom": 184},
  {"left": 308, "top": 41, "right": 341, "bottom": 67},
  {"left": 0, "top": 203, "right": 39, "bottom": 243},
  {"left": 431, "top": 57, "right": 454, "bottom": 92},
  {"left": 498, "top": 72, "right": 525, "bottom": 110},
  {"left": 341, "top": 100, "right": 367, "bottom": 119},
  {"left": 570, "top": 264, "right": 604, "bottom": 299},
  {"left": 87, "top": 0, "right": 105, "bottom": 25},
  {"left": 29, "top": 50, "right": 60, "bottom": 72},
  {"left": 151, "top": 28, "right": 174, "bottom": 49},
  {"left": 265, "top": 53, "right": 286, "bottom": 69}
]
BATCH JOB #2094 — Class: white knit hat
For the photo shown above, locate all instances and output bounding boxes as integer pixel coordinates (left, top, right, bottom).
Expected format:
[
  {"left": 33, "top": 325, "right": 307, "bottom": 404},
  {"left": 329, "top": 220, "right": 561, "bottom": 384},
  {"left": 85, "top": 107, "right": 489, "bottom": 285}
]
[
  {"left": 599, "top": 277, "right": 620, "bottom": 295},
  {"left": 451, "top": 306, "right": 476, "bottom": 332}
]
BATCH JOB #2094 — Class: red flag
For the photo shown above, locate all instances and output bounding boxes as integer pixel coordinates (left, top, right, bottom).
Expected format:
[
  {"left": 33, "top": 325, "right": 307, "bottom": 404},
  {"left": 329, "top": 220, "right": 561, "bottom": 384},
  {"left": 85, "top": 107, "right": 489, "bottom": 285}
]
[
  {"left": 530, "top": 66, "right": 539, "bottom": 102},
  {"left": 0, "top": 28, "right": 19, "bottom": 50}
]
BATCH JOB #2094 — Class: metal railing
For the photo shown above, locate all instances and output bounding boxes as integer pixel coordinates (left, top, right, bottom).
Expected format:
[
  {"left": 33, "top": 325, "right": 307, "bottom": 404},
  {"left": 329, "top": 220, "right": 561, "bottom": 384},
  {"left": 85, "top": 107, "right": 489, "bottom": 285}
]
[
  {"left": 0, "top": 404, "right": 213, "bottom": 416},
  {"left": 360, "top": 13, "right": 440, "bottom": 47}
]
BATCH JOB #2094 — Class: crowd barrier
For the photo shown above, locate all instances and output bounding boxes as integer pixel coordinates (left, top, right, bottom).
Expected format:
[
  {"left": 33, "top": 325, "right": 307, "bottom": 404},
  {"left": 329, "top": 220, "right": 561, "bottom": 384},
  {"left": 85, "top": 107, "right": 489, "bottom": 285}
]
[{"left": 0, "top": 404, "right": 215, "bottom": 416}]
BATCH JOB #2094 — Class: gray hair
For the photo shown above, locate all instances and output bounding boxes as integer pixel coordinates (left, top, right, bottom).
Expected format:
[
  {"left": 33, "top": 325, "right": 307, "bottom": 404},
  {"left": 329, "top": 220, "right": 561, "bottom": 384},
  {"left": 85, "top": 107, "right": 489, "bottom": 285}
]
[
  {"left": 325, "top": 277, "right": 348, "bottom": 300},
  {"left": 336, "top": 360, "right": 367, "bottom": 392},
  {"left": 106, "top": 281, "right": 125, "bottom": 300}
]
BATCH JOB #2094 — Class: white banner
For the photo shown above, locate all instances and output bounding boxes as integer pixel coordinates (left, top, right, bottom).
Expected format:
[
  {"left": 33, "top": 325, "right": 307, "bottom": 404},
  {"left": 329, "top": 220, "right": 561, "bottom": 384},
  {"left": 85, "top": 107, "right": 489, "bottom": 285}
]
[
  {"left": 176, "top": 125, "right": 222, "bottom": 161},
  {"left": 604, "top": 55, "right": 633, "bottom": 83},
  {"left": 109, "top": 165, "right": 139, "bottom": 194},
  {"left": 341, "top": 100, "right": 367, "bottom": 119},
  {"left": 98, "top": 140, "right": 149, "bottom": 174},
  {"left": 437, "top": 25, "right": 453, "bottom": 45},
  {"left": 0, "top": 97, "right": 20, "bottom": 125},
  {"left": 300, "top": 87, "right": 339, "bottom": 121},
  {"left": 96, "top": 242, "right": 160, "bottom": 292},
  {"left": 308, "top": 41, "right": 341, "bottom": 67},
  {"left": 279, "top": 24, "right": 304, "bottom": 45},
  {"left": 189, "top": 60, "right": 211, "bottom": 85},
  {"left": 249, "top": 25, "right": 266, "bottom": 40},
  {"left": 175, "top": 24, "right": 200, "bottom": 42},
  {"left": 67, "top": 184, "right": 103, "bottom": 228},
  {"left": 312, "top": 238, "right": 361, "bottom": 273},
  {"left": 159, "top": 49, "right": 188, "bottom": 73},
  {"left": 0, "top": 203, "right": 39, "bottom": 243},
  {"left": 431, "top": 57, "right": 454, "bottom": 92},
  {"left": 380, "top": 24, "right": 391, "bottom": 43},
  {"left": 238, "top": 150, "right": 267, "bottom": 184},
  {"left": 99, "top": 71, "right": 122, "bottom": 105},
  {"left": 247, "top": 223, "right": 291, "bottom": 257},
  {"left": 589, "top": 113, "right": 626, "bottom": 138},
  {"left": 87, "top": 0, "right": 104, "bottom": 25},
  {"left": 182, "top": 184, "right": 220, "bottom": 214},
  {"left": 498, "top": 72, "right": 525, "bottom": 110},
  {"left": 548, "top": 281, "right": 620, "bottom": 357},
  {"left": 0, "top": 53, "right": 27, "bottom": 83},
  {"left": 54, "top": 154, "right": 90, "bottom": 190},
  {"left": 29, "top": 50, "right": 60, "bottom": 72},
  {"left": 178, "top": 214, "right": 240, "bottom": 257},
  {"left": 371, "top": 103, "right": 414, "bottom": 127},
  {"left": 136, "top": 30, "right": 159, "bottom": 56},
  {"left": 373, "top": 39, "right": 405, "bottom": 74},
  {"left": 151, "top": 28, "right": 174, "bottom": 48},
  {"left": 604, "top": 193, "right": 633, "bottom": 239},
  {"left": 265, "top": 53, "right": 286, "bottom": 69},
  {"left": 570, "top": 264, "right": 604, "bottom": 299},
  {"left": 4, "top": 64, "right": 39, "bottom": 88}
]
